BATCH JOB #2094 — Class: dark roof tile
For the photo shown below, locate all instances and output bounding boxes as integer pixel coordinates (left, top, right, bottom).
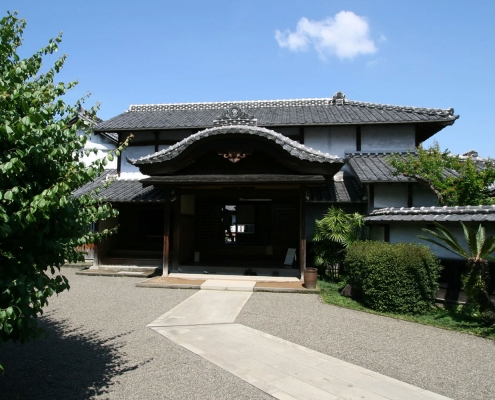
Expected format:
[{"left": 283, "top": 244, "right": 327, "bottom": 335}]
[
  {"left": 95, "top": 96, "right": 458, "bottom": 132},
  {"left": 365, "top": 206, "right": 495, "bottom": 223},
  {"left": 307, "top": 174, "right": 365, "bottom": 203},
  {"left": 73, "top": 170, "right": 167, "bottom": 202},
  {"left": 347, "top": 153, "right": 415, "bottom": 183}
]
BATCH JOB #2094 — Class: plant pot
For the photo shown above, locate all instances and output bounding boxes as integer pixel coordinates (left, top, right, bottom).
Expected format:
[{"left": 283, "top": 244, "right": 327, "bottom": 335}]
[{"left": 303, "top": 268, "right": 318, "bottom": 289}]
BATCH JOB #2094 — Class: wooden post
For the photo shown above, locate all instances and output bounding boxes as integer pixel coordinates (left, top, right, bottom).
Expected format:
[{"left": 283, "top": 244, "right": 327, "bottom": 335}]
[
  {"left": 172, "top": 191, "right": 181, "bottom": 270},
  {"left": 299, "top": 185, "right": 306, "bottom": 280},
  {"left": 91, "top": 221, "right": 100, "bottom": 270},
  {"left": 163, "top": 201, "right": 170, "bottom": 277}
]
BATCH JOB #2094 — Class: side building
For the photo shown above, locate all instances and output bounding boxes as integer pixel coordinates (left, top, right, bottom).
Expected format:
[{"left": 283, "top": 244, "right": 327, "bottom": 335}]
[{"left": 77, "top": 91, "right": 461, "bottom": 278}]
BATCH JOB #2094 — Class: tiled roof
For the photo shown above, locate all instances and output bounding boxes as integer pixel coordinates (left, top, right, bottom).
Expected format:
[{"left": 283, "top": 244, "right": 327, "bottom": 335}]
[
  {"left": 73, "top": 170, "right": 167, "bottom": 202},
  {"left": 95, "top": 93, "right": 458, "bottom": 131},
  {"left": 129, "top": 125, "right": 343, "bottom": 166},
  {"left": 347, "top": 153, "right": 415, "bottom": 183},
  {"left": 307, "top": 175, "right": 365, "bottom": 203},
  {"left": 348, "top": 152, "right": 473, "bottom": 184},
  {"left": 74, "top": 107, "right": 118, "bottom": 142},
  {"left": 365, "top": 206, "right": 495, "bottom": 222},
  {"left": 100, "top": 131, "right": 118, "bottom": 142}
]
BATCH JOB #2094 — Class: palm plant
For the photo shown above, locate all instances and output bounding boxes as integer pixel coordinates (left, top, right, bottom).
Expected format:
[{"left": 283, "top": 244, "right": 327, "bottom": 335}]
[
  {"left": 420, "top": 222, "right": 495, "bottom": 322},
  {"left": 312, "top": 207, "right": 364, "bottom": 279}
]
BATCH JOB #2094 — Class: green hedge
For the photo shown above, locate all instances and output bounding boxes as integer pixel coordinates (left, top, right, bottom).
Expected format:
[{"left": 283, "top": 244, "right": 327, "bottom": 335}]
[{"left": 344, "top": 241, "right": 442, "bottom": 314}]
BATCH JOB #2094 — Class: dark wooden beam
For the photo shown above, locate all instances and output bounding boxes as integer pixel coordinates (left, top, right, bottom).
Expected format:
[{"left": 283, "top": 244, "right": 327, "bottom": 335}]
[
  {"left": 172, "top": 191, "right": 181, "bottom": 270},
  {"left": 117, "top": 132, "right": 122, "bottom": 177},
  {"left": 128, "top": 140, "right": 178, "bottom": 147},
  {"left": 299, "top": 186, "right": 306, "bottom": 279},
  {"left": 163, "top": 202, "right": 170, "bottom": 276},
  {"left": 154, "top": 131, "right": 159, "bottom": 153},
  {"left": 384, "top": 225, "right": 390, "bottom": 243},
  {"left": 141, "top": 175, "right": 325, "bottom": 185},
  {"left": 356, "top": 125, "right": 361, "bottom": 152}
]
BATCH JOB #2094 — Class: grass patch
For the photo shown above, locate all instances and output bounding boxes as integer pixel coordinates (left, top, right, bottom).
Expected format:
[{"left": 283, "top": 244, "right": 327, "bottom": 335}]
[{"left": 318, "top": 280, "right": 495, "bottom": 339}]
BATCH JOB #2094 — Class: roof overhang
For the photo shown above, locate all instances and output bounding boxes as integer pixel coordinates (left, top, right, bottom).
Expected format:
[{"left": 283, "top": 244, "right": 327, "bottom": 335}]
[{"left": 140, "top": 174, "right": 325, "bottom": 187}]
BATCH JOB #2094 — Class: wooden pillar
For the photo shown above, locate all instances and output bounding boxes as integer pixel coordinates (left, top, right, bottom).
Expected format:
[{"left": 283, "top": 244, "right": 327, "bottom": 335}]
[
  {"left": 163, "top": 201, "right": 171, "bottom": 277},
  {"left": 92, "top": 244, "right": 100, "bottom": 269},
  {"left": 299, "top": 185, "right": 307, "bottom": 279},
  {"left": 172, "top": 191, "right": 181, "bottom": 270},
  {"left": 91, "top": 221, "right": 100, "bottom": 270}
]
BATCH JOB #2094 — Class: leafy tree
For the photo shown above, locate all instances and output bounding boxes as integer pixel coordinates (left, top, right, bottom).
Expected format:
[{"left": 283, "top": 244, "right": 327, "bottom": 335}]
[
  {"left": 388, "top": 142, "right": 495, "bottom": 206},
  {"left": 421, "top": 222, "right": 495, "bottom": 323},
  {"left": 0, "top": 12, "right": 126, "bottom": 356},
  {"left": 312, "top": 207, "right": 364, "bottom": 279}
]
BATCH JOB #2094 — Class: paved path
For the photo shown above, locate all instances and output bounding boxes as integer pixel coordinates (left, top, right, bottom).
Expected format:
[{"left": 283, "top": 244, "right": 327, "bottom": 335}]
[
  {"left": 149, "top": 280, "right": 451, "bottom": 400},
  {"left": 3, "top": 269, "right": 494, "bottom": 399}
]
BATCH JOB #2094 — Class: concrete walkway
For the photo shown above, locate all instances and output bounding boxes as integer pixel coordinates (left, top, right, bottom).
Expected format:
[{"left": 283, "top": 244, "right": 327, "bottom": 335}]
[{"left": 149, "top": 280, "right": 451, "bottom": 400}]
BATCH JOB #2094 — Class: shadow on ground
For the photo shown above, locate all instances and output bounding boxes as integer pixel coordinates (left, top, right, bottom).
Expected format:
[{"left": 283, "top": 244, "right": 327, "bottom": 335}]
[{"left": 0, "top": 311, "right": 144, "bottom": 399}]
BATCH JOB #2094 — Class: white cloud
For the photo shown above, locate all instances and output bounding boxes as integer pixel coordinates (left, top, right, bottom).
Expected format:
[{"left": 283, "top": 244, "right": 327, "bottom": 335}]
[{"left": 275, "top": 11, "right": 377, "bottom": 60}]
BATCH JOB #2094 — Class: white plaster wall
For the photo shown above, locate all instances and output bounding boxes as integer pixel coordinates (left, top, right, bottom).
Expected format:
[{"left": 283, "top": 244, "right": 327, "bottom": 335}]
[
  {"left": 304, "top": 127, "right": 330, "bottom": 153},
  {"left": 374, "top": 183, "right": 408, "bottom": 208},
  {"left": 329, "top": 126, "right": 356, "bottom": 157},
  {"left": 304, "top": 126, "right": 356, "bottom": 157},
  {"left": 121, "top": 145, "right": 155, "bottom": 173},
  {"left": 412, "top": 185, "right": 438, "bottom": 207},
  {"left": 77, "top": 130, "right": 117, "bottom": 169},
  {"left": 361, "top": 124, "right": 415, "bottom": 152}
]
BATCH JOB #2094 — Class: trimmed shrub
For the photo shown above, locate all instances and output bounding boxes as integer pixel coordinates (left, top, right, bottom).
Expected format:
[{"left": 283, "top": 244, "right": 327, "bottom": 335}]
[{"left": 344, "top": 241, "right": 442, "bottom": 314}]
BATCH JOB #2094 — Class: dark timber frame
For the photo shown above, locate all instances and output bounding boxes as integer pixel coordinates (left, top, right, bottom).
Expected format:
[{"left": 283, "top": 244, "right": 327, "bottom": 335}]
[{"left": 127, "top": 124, "right": 344, "bottom": 278}]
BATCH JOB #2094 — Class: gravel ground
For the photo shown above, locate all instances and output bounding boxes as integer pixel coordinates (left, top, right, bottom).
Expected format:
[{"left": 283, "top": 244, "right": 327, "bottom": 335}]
[
  {"left": 236, "top": 292, "right": 495, "bottom": 400},
  {"left": 0, "top": 268, "right": 272, "bottom": 400},
  {"left": 2, "top": 270, "right": 494, "bottom": 400}
]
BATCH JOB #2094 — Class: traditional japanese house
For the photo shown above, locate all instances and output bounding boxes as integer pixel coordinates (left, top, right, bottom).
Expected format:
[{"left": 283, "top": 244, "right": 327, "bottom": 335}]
[{"left": 78, "top": 92, "right": 459, "bottom": 278}]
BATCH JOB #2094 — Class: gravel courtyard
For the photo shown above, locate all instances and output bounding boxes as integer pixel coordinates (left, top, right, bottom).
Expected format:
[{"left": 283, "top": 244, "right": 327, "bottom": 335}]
[{"left": 1, "top": 268, "right": 494, "bottom": 399}]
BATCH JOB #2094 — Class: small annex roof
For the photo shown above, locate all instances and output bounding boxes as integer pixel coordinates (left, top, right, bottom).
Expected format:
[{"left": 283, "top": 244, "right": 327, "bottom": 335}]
[
  {"left": 72, "top": 106, "right": 118, "bottom": 143},
  {"left": 128, "top": 124, "right": 343, "bottom": 166},
  {"left": 73, "top": 170, "right": 167, "bottom": 202},
  {"left": 74, "top": 169, "right": 366, "bottom": 203},
  {"left": 365, "top": 206, "right": 495, "bottom": 223},
  {"left": 94, "top": 92, "right": 458, "bottom": 133},
  {"left": 347, "top": 152, "right": 415, "bottom": 183},
  {"left": 307, "top": 172, "right": 366, "bottom": 203},
  {"left": 347, "top": 152, "right": 484, "bottom": 184}
]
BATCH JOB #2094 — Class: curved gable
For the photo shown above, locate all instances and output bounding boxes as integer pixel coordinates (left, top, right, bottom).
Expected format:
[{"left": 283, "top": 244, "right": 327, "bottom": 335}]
[{"left": 128, "top": 125, "right": 344, "bottom": 176}]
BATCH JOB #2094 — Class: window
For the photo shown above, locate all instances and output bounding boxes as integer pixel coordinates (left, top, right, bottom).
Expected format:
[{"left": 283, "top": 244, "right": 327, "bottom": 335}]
[{"left": 222, "top": 204, "right": 255, "bottom": 244}]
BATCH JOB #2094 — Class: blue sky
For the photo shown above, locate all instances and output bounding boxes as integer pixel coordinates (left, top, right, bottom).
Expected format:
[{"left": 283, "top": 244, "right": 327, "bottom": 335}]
[{"left": 4, "top": 1, "right": 495, "bottom": 156}]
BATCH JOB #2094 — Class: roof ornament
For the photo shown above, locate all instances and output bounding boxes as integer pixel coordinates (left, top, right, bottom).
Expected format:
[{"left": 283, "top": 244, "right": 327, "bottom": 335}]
[
  {"left": 213, "top": 106, "right": 257, "bottom": 127},
  {"left": 331, "top": 91, "right": 346, "bottom": 106},
  {"left": 218, "top": 150, "right": 250, "bottom": 163},
  {"left": 461, "top": 150, "right": 479, "bottom": 158}
]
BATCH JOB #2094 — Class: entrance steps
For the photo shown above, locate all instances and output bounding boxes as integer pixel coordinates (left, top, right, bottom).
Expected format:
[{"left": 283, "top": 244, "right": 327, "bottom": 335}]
[
  {"left": 172, "top": 264, "right": 300, "bottom": 278},
  {"left": 101, "top": 258, "right": 161, "bottom": 268}
]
